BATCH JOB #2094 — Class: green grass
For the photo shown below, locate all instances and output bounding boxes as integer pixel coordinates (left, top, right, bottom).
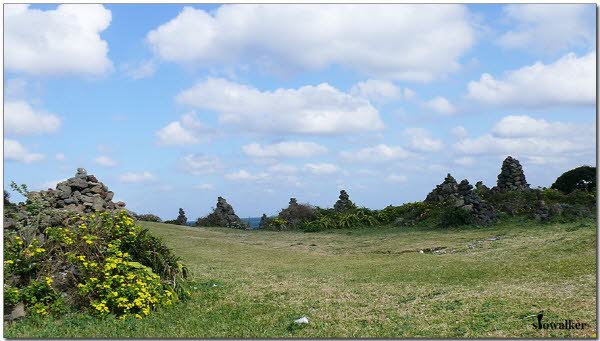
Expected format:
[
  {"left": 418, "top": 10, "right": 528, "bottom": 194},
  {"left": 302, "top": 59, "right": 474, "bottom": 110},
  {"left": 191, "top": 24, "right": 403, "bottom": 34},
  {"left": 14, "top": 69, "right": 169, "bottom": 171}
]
[{"left": 5, "top": 219, "right": 597, "bottom": 338}]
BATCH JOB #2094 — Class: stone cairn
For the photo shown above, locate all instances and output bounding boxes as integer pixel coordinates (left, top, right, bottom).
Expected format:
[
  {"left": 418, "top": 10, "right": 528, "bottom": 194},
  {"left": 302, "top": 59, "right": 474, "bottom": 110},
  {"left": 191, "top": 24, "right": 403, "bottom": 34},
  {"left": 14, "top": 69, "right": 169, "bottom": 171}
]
[
  {"left": 425, "top": 174, "right": 496, "bottom": 225},
  {"left": 34, "top": 168, "right": 124, "bottom": 213},
  {"left": 258, "top": 213, "right": 269, "bottom": 228},
  {"left": 495, "top": 156, "right": 529, "bottom": 191},
  {"left": 456, "top": 180, "right": 496, "bottom": 225},
  {"left": 197, "top": 196, "right": 245, "bottom": 229},
  {"left": 424, "top": 174, "right": 460, "bottom": 203},
  {"left": 333, "top": 190, "right": 355, "bottom": 211},
  {"left": 175, "top": 208, "right": 187, "bottom": 225}
]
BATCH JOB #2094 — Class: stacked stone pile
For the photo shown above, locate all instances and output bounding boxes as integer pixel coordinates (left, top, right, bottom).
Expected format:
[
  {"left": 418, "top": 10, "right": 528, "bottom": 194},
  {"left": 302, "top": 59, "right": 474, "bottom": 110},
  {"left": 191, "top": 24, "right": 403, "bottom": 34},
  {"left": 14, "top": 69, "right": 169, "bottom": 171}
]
[
  {"left": 425, "top": 174, "right": 496, "bottom": 225},
  {"left": 496, "top": 156, "right": 529, "bottom": 191},
  {"left": 424, "top": 174, "right": 460, "bottom": 203},
  {"left": 197, "top": 197, "right": 245, "bottom": 229},
  {"left": 34, "top": 168, "right": 124, "bottom": 213},
  {"left": 456, "top": 180, "right": 496, "bottom": 225},
  {"left": 333, "top": 190, "right": 355, "bottom": 211}
]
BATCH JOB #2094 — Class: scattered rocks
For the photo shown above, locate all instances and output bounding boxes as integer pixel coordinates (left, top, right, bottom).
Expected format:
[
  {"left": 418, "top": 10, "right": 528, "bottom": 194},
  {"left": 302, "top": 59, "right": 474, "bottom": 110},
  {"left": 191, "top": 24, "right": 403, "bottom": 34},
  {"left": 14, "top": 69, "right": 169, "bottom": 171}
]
[
  {"left": 495, "top": 156, "right": 529, "bottom": 191},
  {"left": 4, "top": 302, "right": 25, "bottom": 321},
  {"left": 196, "top": 197, "right": 246, "bottom": 229},
  {"left": 334, "top": 190, "right": 356, "bottom": 211}
]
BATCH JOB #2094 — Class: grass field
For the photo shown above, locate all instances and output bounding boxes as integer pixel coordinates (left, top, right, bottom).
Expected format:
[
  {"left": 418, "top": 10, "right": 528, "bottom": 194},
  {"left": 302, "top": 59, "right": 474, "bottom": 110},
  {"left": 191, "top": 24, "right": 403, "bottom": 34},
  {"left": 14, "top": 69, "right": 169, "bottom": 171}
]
[{"left": 4, "top": 218, "right": 597, "bottom": 338}]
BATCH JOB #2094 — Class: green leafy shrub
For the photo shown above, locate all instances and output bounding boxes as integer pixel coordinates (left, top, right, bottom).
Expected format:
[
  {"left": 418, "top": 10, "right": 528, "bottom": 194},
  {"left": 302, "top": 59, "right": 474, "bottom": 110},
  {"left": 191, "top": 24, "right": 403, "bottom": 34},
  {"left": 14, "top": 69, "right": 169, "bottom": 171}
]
[
  {"left": 439, "top": 206, "right": 474, "bottom": 228},
  {"left": 551, "top": 166, "right": 596, "bottom": 194},
  {"left": 4, "top": 210, "right": 189, "bottom": 320},
  {"left": 137, "top": 214, "right": 162, "bottom": 223}
]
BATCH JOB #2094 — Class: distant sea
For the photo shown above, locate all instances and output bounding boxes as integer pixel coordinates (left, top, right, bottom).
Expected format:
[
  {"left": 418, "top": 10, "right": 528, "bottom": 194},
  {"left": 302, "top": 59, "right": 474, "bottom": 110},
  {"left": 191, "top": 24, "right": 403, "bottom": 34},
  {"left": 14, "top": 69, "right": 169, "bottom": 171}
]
[{"left": 241, "top": 217, "right": 261, "bottom": 229}]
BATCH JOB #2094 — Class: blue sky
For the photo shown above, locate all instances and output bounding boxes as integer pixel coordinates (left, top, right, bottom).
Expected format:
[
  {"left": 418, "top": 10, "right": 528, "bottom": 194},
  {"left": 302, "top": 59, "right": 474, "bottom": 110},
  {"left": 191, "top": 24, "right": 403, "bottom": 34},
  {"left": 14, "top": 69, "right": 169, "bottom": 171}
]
[{"left": 4, "top": 4, "right": 596, "bottom": 219}]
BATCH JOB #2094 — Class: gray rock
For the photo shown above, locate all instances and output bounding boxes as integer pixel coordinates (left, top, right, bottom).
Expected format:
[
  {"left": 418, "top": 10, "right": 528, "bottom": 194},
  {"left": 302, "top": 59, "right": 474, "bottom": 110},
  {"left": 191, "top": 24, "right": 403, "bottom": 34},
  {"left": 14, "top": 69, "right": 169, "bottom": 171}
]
[{"left": 4, "top": 302, "right": 25, "bottom": 321}]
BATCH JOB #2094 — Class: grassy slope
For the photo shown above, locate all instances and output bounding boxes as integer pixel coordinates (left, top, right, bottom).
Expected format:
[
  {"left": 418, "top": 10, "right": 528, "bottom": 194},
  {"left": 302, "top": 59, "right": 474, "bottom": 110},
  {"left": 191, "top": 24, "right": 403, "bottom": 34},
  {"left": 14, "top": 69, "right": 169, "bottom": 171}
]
[{"left": 5, "top": 219, "right": 597, "bottom": 338}]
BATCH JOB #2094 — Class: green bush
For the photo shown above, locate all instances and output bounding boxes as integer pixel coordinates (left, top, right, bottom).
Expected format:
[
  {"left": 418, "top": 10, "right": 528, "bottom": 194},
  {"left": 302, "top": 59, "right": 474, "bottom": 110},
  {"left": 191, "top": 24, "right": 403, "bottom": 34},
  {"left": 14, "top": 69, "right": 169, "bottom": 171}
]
[
  {"left": 4, "top": 210, "right": 189, "bottom": 320},
  {"left": 137, "top": 214, "right": 162, "bottom": 223},
  {"left": 551, "top": 166, "right": 596, "bottom": 194},
  {"left": 439, "top": 206, "right": 474, "bottom": 228}
]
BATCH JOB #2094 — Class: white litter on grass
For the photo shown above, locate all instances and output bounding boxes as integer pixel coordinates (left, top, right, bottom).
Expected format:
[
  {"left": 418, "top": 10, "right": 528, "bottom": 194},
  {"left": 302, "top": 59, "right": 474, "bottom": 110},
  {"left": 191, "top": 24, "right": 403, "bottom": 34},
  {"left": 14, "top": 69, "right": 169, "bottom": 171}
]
[
  {"left": 211, "top": 283, "right": 218, "bottom": 287},
  {"left": 294, "top": 316, "right": 309, "bottom": 324}
]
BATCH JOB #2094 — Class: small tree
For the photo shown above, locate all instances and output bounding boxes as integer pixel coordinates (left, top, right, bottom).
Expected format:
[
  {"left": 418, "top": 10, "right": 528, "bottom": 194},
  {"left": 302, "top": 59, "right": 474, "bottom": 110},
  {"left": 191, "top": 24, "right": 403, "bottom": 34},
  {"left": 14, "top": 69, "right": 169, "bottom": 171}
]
[
  {"left": 176, "top": 208, "right": 187, "bottom": 225},
  {"left": 551, "top": 166, "right": 596, "bottom": 194}
]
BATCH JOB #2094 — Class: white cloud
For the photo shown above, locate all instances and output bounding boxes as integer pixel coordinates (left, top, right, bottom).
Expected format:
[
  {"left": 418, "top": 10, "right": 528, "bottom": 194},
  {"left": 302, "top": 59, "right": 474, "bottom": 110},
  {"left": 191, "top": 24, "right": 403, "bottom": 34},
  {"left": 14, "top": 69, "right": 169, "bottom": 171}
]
[
  {"left": 498, "top": 4, "right": 594, "bottom": 53},
  {"left": 386, "top": 174, "right": 408, "bottom": 183},
  {"left": 492, "top": 115, "right": 579, "bottom": 138},
  {"left": 451, "top": 126, "right": 468, "bottom": 140},
  {"left": 195, "top": 183, "right": 214, "bottom": 190},
  {"left": 147, "top": 5, "right": 475, "bottom": 81},
  {"left": 424, "top": 96, "right": 456, "bottom": 115},
  {"left": 350, "top": 79, "right": 407, "bottom": 104},
  {"left": 304, "top": 163, "right": 339, "bottom": 175},
  {"left": 225, "top": 169, "right": 262, "bottom": 181},
  {"left": 404, "top": 128, "right": 444, "bottom": 152},
  {"left": 94, "top": 155, "right": 117, "bottom": 167},
  {"left": 118, "top": 171, "right": 156, "bottom": 183},
  {"left": 453, "top": 115, "right": 594, "bottom": 164},
  {"left": 5, "top": 139, "right": 45, "bottom": 163},
  {"left": 467, "top": 52, "right": 595, "bottom": 108},
  {"left": 176, "top": 78, "right": 383, "bottom": 135},
  {"left": 5, "top": 4, "right": 113, "bottom": 76},
  {"left": 340, "top": 144, "right": 414, "bottom": 163},
  {"left": 266, "top": 164, "right": 298, "bottom": 174},
  {"left": 5, "top": 101, "right": 61, "bottom": 136},
  {"left": 156, "top": 112, "right": 211, "bottom": 146},
  {"left": 55, "top": 153, "right": 66, "bottom": 161},
  {"left": 454, "top": 156, "right": 475, "bottom": 166},
  {"left": 242, "top": 141, "right": 327, "bottom": 158},
  {"left": 180, "top": 154, "right": 221, "bottom": 175},
  {"left": 122, "top": 59, "right": 156, "bottom": 80}
]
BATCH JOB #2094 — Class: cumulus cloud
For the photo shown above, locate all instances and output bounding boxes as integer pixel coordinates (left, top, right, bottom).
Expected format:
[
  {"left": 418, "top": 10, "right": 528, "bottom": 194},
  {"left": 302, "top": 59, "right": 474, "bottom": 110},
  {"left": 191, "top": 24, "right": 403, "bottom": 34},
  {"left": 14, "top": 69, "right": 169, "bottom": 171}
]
[
  {"left": 5, "top": 4, "right": 113, "bottom": 76},
  {"left": 5, "top": 101, "right": 61, "bottom": 136},
  {"left": 156, "top": 112, "right": 212, "bottom": 146},
  {"left": 498, "top": 4, "right": 595, "bottom": 53},
  {"left": 266, "top": 164, "right": 298, "bottom": 174},
  {"left": 195, "top": 183, "right": 214, "bottom": 190},
  {"left": 340, "top": 144, "right": 413, "bottom": 163},
  {"left": 146, "top": 5, "right": 474, "bottom": 81},
  {"left": 491, "top": 115, "right": 580, "bottom": 138},
  {"left": 451, "top": 126, "right": 468, "bottom": 140},
  {"left": 122, "top": 59, "right": 156, "bottom": 80},
  {"left": 404, "top": 128, "right": 444, "bottom": 152},
  {"left": 350, "top": 79, "right": 409, "bottom": 104},
  {"left": 242, "top": 141, "right": 327, "bottom": 158},
  {"left": 179, "top": 154, "right": 221, "bottom": 175},
  {"left": 453, "top": 115, "right": 594, "bottom": 164},
  {"left": 424, "top": 96, "right": 456, "bottom": 115},
  {"left": 467, "top": 52, "right": 595, "bottom": 108},
  {"left": 176, "top": 78, "right": 384, "bottom": 135},
  {"left": 454, "top": 156, "right": 475, "bottom": 166},
  {"left": 118, "top": 171, "right": 156, "bottom": 183},
  {"left": 304, "top": 163, "right": 339, "bottom": 175},
  {"left": 5, "top": 139, "right": 45, "bottom": 164},
  {"left": 225, "top": 169, "right": 263, "bottom": 181},
  {"left": 94, "top": 155, "right": 117, "bottom": 167}
]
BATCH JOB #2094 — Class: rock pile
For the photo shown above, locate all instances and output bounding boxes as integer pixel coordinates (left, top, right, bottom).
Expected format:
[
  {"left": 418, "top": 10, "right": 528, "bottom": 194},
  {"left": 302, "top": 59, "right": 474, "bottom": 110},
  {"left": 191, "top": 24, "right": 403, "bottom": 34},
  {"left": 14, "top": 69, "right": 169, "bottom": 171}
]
[
  {"left": 334, "top": 190, "right": 355, "bottom": 211},
  {"left": 175, "top": 208, "right": 187, "bottom": 225},
  {"left": 196, "top": 197, "right": 245, "bottom": 229},
  {"left": 259, "top": 213, "right": 269, "bottom": 228},
  {"left": 424, "top": 174, "right": 459, "bottom": 203},
  {"left": 33, "top": 168, "right": 124, "bottom": 213},
  {"left": 455, "top": 180, "right": 496, "bottom": 225},
  {"left": 496, "top": 156, "right": 529, "bottom": 191},
  {"left": 425, "top": 174, "right": 496, "bottom": 225}
]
